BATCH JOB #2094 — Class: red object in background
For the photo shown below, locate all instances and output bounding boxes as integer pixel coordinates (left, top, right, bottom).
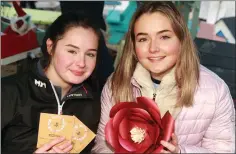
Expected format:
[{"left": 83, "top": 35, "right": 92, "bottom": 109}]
[
  {"left": 1, "top": 1, "right": 39, "bottom": 59},
  {"left": 1, "top": 29, "right": 39, "bottom": 59}
]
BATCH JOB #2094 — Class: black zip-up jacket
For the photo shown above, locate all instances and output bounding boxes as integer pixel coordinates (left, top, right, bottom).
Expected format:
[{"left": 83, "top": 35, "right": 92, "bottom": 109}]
[{"left": 1, "top": 60, "right": 101, "bottom": 153}]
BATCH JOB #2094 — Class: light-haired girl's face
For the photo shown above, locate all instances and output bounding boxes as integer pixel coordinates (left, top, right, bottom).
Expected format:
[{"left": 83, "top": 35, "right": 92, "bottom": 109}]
[
  {"left": 134, "top": 12, "right": 181, "bottom": 79},
  {"left": 47, "top": 27, "right": 98, "bottom": 86}
]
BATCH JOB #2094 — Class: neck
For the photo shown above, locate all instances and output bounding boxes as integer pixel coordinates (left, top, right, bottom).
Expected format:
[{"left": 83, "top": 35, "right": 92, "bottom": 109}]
[
  {"left": 150, "top": 72, "right": 164, "bottom": 81},
  {"left": 45, "top": 64, "right": 72, "bottom": 98},
  {"left": 151, "top": 76, "right": 161, "bottom": 84}
]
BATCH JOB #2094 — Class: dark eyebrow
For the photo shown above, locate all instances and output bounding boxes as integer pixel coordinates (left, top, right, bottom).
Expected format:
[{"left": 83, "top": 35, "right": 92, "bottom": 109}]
[
  {"left": 136, "top": 32, "right": 148, "bottom": 37},
  {"left": 88, "top": 49, "right": 97, "bottom": 52},
  {"left": 66, "top": 44, "right": 80, "bottom": 49},
  {"left": 66, "top": 44, "right": 97, "bottom": 52},
  {"left": 157, "top": 29, "right": 171, "bottom": 34},
  {"left": 136, "top": 29, "right": 172, "bottom": 37}
]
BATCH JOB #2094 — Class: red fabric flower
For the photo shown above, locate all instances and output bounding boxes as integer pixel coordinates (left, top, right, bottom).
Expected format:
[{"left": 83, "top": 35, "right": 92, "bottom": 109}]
[{"left": 105, "top": 97, "right": 175, "bottom": 153}]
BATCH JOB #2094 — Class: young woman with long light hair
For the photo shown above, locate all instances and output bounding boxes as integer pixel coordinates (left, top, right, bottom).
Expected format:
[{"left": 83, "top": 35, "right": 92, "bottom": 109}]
[{"left": 93, "top": 2, "right": 235, "bottom": 153}]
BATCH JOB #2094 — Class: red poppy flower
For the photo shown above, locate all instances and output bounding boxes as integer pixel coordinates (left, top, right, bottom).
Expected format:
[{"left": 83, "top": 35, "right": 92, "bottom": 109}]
[{"left": 105, "top": 97, "right": 175, "bottom": 153}]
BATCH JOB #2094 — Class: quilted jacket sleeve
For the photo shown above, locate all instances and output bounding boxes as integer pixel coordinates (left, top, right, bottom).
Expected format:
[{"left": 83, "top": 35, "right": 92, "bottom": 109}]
[
  {"left": 180, "top": 80, "right": 235, "bottom": 153},
  {"left": 92, "top": 80, "right": 114, "bottom": 153}
]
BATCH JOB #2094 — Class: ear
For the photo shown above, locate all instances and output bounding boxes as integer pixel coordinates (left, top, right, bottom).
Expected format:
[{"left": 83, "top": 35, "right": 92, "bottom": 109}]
[{"left": 46, "top": 38, "right": 53, "bottom": 55}]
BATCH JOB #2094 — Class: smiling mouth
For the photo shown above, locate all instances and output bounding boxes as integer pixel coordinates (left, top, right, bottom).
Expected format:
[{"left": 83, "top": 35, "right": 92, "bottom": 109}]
[
  {"left": 148, "top": 56, "right": 165, "bottom": 61},
  {"left": 71, "top": 70, "right": 85, "bottom": 76}
]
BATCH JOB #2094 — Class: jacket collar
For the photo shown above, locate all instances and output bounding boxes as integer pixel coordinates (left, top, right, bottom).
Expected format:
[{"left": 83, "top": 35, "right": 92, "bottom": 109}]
[
  {"left": 29, "top": 59, "right": 93, "bottom": 104},
  {"left": 131, "top": 63, "right": 181, "bottom": 119}
]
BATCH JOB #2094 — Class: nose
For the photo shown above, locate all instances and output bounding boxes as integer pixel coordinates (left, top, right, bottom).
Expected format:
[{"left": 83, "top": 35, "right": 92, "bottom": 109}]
[
  {"left": 149, "top": 39, "right": 159, "bottom": 53},
  {"left": 75, "top": 54, "right": 85, "bottom": 68}
]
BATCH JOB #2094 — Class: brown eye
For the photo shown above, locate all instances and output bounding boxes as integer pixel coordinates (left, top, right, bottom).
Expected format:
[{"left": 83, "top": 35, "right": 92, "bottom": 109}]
[
  {"left": 68, "top": 50, "right": 77, "bottom": 54},
  {"left": 86, "top": 53, "right": 96, "bottom": 58},
  {"left": 160, "top": 35, "right": 170, "bottom": 40},
  {"left": 138, "top": 38, "right": 147, "bottom": 42}
]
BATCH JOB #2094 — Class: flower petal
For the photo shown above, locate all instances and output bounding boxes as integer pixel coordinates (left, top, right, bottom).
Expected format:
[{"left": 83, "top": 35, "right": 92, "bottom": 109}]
[
  {"left": 136, "top": 97, "right": 163, "bottom": 128},
  {"left": 161, "top": 111, "right": 175, "bottom": 141},
  {"left": 105, "top": 119, "right": 121, "bottom": 150},
  {"left": 113, "top": 108, "right": 128, "bottom": 129},
  {"left": 119, "top": 116, "right": 130, "bottom": 139},
  {"left": 153, "top": 145, "right": 164, "bottom": 153},
  {"left": 137, "top": 132, "right": 154, "bottom": 153},
  {"left": 146, "top": 108, "right": 163, "bottom": 129},
  {"left": 146, "top": 123, "right": 160, "bottom": 143},
  {"left": 153, "top": 125, "right": 161, "bottom": 144},
  {"left": 130, "top": 108, "right": 153, "bottom": 122},
  {"left": 115, "top": 147, "right": 129, "bottom": 154},
  {"left": 129, "top": 120, "right": 147, "bottom": 130},
  {"left": 145, "top": 145, "right": 157, "bottom": 153},
  {"left": 129, "top": 115, "right": 146, "bottom": 123},
  {"left": 137, "top": 97, "right": 161, "bottom": 115},
  {"left": 118, "top": 117, "right": 154, "bottom": 152},
  {"left": 118, "top": 135, "right": 137, "bottom": 152},
  {"left": 110, "top": 102, "right": 143, "bottom": 118}
]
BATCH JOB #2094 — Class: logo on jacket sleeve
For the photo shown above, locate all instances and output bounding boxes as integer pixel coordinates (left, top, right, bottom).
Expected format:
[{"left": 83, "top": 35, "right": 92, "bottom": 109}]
[{"left": 35, "top": 79, "right": 46, "bottom": 88}]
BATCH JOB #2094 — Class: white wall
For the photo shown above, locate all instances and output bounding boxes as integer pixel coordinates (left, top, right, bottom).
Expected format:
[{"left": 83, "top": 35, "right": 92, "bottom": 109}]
[{"left": 199, "top": 1, "right": 235, "bottom": 24}]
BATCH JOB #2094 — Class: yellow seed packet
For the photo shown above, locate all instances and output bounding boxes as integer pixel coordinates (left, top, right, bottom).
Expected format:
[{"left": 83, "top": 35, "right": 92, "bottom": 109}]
[
  {"left": 36, "top": 113, "right": 96, "bottom": 153},
  {"left": 36, "top": 113, "right": 74, "bottom": 148},
  {"left": 70, "top": 116, "right": 96, "bottom": 153}
]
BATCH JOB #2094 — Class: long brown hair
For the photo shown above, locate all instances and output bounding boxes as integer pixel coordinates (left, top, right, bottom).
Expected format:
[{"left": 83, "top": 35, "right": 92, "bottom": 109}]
[{"left": 111, "top": 2, "right": 200, "bottom": 107}]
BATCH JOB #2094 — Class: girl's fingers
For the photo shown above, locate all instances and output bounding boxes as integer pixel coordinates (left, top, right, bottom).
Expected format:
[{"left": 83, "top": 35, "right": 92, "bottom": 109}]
[
  {"left": 48, "top": 149, "right": 56, "bottom": 153},
  {"left": 52, "top": 146, "right": 65, "bottom": 153},
  {"left": 63, "top": 144, "right": 73, "bottom": 153},
  {"left": 161, "top": 140, "right": 177, "bottom": 153},
  {"left": 171, "top": 133, "right": 178, "bottom": 146},
  {"left": 161, "top": 149, "right": 171, "bottom": 153},
  {"left": 34, "top": 136, "right": 65, "bottom": 153},
  {"left": 57, "top": 141, "right": 72, "bottom": 150}
]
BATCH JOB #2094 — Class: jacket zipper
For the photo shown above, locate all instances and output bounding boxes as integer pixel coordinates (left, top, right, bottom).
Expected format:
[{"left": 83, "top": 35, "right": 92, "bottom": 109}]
[
  {"left": 153, "top": 84, "right": 163, "bottom": 101},
  {"left": 153, "top": 93, "right": 157, "bottom": 101},
  {"left": 58, "top": 102, "right": 65, "bottom": 115},
  {"left": 153, "top": 87, "right": 158, "bottom": 101},
  {"left": 58, "top": 105, "right": 62, "bottom": 115},
  {"left": 152, "top": 82, "right": 158, "bottom": 101},
  {"left": 50, "top": 81, "right": 65, "bottom": 115}
]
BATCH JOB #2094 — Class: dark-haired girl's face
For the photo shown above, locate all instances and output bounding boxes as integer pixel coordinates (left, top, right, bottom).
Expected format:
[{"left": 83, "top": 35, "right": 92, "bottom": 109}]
[{"left": 46, "top": 27, "right": 98, "bottom": 86}]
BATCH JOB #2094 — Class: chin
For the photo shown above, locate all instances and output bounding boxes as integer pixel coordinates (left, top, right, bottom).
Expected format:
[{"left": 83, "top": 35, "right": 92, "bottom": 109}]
[
  {"left": 147, "top": 66, "right": 161, "bottom": 73},
  {"left": 69, "top": 78, "right": 86, "bottom": 85},
  {"left": 150, "top": 70, "right": 163, "bottom": 75},
  {"left": 148, "top": 66, "right": 167, "bottom": 74},
  {"left": 154, "top": 66, "right": 174, "bottom": 75}
]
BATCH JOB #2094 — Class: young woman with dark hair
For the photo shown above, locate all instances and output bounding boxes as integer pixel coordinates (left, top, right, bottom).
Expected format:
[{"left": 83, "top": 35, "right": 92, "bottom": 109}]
[{"left": 2, "top": 12, "right": 101, "bottom": 153}]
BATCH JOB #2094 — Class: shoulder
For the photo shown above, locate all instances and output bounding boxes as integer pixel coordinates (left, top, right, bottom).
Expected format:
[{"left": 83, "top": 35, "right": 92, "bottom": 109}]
[
  {"left": 198, "top": 65, "right": 228, "bottom": 90},
  {"left": 2, "top": 73, "right": 29, "bottom": 92},
  {"left": 1, "top": 73, "right": 30, "bottom": 113},
  {"left": 195, "top": 65, "right": 232, "bottom": 104},
  {"left": 82, "top": 82, "right": 101, "bottom": 112},
  {"left": 101, "top": 73, "right": 113, "bottom": 93},
  {"left": 2, "top": 59, "right": 38, "bottom": 90},
  {"left": 100, "top": 73, "right": 114, "bottom": 107}
]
